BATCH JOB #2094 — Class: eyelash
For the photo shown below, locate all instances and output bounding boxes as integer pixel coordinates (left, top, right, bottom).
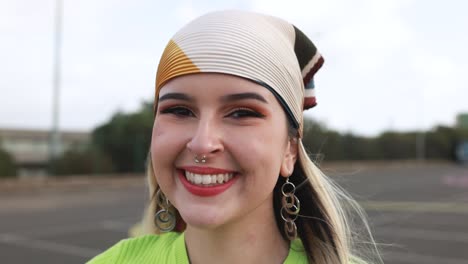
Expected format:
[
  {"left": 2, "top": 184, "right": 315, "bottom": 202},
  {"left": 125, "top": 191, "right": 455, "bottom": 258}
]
[
  {"left": 227, "top": 108, "right": 265, "bottom": 119},
  {"left": 159, "top": 106, "right": 194, "bottom": 117},
  {"left": 159, "top": 106, "right": 265, "bottom": 119}
]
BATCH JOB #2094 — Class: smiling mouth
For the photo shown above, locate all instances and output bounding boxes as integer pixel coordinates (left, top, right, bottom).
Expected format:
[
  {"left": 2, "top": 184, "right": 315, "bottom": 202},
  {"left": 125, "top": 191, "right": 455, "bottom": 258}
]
[
  {"left": 178, "top": 167, "right": 237, "bottom": 196},
  {"left": 184, "top": 171, "right": 234, "bottom": 186}
]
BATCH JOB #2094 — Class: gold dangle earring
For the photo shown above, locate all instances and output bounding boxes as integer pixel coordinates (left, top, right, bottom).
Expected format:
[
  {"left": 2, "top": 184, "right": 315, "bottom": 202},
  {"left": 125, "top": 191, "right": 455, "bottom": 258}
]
[
  {"left": 154, "top": 189, "right": 176, "bottom": 232},
  {"left": 280, "top": 176, "right": 300, "bottom": 240}
]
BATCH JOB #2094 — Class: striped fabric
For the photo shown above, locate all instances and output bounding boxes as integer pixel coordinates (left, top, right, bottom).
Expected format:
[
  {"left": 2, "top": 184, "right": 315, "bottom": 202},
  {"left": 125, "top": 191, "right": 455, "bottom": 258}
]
[{"left": 155, "top": 10, "right": 323, "bottom": 136}]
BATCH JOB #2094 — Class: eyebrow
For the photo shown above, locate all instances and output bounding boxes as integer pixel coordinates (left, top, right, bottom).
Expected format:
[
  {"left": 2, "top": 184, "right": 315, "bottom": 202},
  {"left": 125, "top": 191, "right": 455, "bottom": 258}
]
[
  {"left": 159, "top": 93, "right": 193, "bottom": 102},
  {"left": 159, "top": 92, "right": 268, "bottom": 104},
  {"left": 220, "top": 92, "right": 268, "bottom": 104}
]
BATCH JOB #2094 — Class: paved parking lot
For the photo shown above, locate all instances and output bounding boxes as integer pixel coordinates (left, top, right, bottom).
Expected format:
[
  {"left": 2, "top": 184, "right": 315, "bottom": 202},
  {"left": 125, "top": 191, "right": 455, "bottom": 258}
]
[{"left": 1, "top": 163, "right": 467, "bottom": 263}]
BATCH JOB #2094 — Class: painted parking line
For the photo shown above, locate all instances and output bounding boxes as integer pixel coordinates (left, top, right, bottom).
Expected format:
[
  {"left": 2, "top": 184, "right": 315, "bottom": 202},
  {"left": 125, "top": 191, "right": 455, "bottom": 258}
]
[{"left": 360, "top": 201, "right": 468, "bottom": 214}]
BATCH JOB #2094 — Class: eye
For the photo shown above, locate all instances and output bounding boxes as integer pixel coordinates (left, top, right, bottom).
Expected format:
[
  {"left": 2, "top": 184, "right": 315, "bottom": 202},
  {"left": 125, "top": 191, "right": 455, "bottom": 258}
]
[
  {"left": 227, "top": 108, "right": 265, "bottom": 119},
  {"left": 159, "top": 106, "right": 195, "bottom": 117}
]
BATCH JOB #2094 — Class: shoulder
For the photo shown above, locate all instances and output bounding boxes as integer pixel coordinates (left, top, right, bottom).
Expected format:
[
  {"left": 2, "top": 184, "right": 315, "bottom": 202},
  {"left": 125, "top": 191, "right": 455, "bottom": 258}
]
[
  {"left": 284, "top": 239, "right": 308, "bottom": 264},
  {"left": 86, "top": 232, "right": 186, "bottom": 264}
]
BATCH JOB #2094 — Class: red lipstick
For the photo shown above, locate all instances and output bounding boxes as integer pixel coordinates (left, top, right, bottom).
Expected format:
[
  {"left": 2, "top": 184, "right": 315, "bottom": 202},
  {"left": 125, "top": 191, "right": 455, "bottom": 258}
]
[{"left": 178, "top": 167, "right": 237, "bottom": 197}]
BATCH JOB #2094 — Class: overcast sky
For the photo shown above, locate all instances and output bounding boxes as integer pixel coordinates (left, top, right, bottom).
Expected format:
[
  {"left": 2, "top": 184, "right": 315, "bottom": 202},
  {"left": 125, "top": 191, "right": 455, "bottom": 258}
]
[{"left": 1, "top": 0, "right": 467, "bottom": 136}]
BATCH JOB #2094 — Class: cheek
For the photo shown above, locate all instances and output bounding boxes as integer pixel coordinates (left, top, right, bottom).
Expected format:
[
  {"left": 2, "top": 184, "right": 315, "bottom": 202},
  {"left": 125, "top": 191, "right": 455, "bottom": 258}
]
[
  {"left": 224, "top": 124, "right": 286, "bottom": 175},
  {"left": 150, "top": 120, "right": 186, "bottom": 173}
]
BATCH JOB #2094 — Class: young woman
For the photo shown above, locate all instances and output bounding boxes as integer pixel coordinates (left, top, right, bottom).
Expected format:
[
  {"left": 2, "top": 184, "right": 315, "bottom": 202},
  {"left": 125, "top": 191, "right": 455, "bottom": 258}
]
[{"left": 88, "top": 10, "right": 381, "bottom": 264}]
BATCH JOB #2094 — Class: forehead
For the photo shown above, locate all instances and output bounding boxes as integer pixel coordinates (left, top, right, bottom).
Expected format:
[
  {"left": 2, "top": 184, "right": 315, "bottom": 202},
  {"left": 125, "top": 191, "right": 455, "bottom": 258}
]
[{"left": 158, "top": 73, "right": 274, "bottom": 99}]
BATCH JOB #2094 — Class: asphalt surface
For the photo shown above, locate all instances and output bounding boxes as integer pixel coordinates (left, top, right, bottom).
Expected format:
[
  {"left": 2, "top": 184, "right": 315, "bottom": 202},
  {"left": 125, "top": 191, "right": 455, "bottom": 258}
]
[{"left": 1, "top": 163, "right": 467, "bottom": 264}]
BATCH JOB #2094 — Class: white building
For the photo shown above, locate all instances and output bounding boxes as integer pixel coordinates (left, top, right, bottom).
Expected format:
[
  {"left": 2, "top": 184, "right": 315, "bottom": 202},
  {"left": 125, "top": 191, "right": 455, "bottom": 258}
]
[{"left": 0, "top": 128, "right": 90, "bottom": 176}]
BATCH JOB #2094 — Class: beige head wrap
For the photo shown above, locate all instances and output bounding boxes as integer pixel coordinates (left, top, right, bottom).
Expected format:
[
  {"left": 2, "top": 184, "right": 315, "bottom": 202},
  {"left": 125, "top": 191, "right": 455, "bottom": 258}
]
[{"left": 155, "top": 10, "right": 324, "bottom": 137}]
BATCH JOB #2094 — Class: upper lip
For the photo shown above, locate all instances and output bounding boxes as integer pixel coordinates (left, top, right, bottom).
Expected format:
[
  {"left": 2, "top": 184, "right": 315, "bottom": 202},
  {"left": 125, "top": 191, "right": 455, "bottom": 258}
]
[{"left": 179, "top": 166, "right": 237, "bottom": 174}]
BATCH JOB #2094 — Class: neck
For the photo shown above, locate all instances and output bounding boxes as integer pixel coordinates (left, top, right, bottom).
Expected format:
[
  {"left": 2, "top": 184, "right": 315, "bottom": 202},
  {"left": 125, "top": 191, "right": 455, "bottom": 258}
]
[{"left": 184, "top": 198, "right": 289, "bottom": 264}]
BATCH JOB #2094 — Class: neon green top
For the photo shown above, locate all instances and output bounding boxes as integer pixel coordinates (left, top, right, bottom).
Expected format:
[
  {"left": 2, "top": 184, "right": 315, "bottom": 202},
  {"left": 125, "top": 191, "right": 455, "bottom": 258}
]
[{"left": 87, "top": 232, "right": 308, "bottom": 263}]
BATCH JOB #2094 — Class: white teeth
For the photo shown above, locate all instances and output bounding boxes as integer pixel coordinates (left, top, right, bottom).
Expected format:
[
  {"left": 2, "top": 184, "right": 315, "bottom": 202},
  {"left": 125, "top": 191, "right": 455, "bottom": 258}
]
[
  {"left": 185, "top": 171, "right": 234, "bottom": 186},
  {"left": 202, "top": 176, "right": 211, "bottom": 184},
  {"left": 194, "top": 174, "right": 202, "bottom": 184}
]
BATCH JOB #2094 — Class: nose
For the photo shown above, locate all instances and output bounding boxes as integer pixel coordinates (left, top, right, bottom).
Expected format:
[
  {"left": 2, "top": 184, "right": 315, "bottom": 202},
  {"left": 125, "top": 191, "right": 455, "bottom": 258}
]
[{"left": 186, "top": 119, "right": 224, "bottom": 157}]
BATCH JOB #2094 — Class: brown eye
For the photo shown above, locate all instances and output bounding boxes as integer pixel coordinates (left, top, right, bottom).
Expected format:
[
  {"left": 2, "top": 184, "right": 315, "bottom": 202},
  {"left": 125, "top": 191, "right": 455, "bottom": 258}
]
[
  {"left": 227, "top": 108, "right": 265, "bottom": 119},
  {"left": 160, "top": 106, "right": 195, "bottom": 117}
]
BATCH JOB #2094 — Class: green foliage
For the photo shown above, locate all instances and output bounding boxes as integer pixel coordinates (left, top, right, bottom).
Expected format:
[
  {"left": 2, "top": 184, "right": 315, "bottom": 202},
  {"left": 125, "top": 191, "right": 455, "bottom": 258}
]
[
  {"left": 341, "top": 133, "right": 379, "bottom": 160},
  {"left": 302, "top": 119, "right": 379, "bottom": 160},
  {"left": 456, "top": 113, "right": 468, "bottom": 129},
  {"left": 302, "top": 118, "right": 468, "bottom": 161},
  {"left": 375, "top": 131, "right": 417, "bottom": 159},
  {"left": 0, "top": 147, "right": 16, "bottom": 177},
  {"left": 92, "top": 102, "right": 153, "bottom": 173},
  {"left": 50, "top": 146, "right": 115, "bottom": 176},
  {"left": 425, "top": 126, "right": 457, "bottom": 159},
  {"left": 302, "top": 118, "right": 328, "bottom": 155}
]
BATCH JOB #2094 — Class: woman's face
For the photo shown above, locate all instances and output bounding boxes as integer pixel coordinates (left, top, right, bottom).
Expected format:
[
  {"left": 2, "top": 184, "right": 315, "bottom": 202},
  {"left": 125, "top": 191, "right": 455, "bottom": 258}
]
[{"left": 151, "top": 73, "right": 297, "bottom": 229}]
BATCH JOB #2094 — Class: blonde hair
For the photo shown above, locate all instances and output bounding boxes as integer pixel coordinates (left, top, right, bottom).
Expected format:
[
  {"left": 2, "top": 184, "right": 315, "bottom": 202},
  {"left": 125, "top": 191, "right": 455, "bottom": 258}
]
[
  {"left": 144, "top": 11, "right": 381, "bottom": 262},
  {"left": 141, "top": 140, "right": 382, "bottom": 264}
]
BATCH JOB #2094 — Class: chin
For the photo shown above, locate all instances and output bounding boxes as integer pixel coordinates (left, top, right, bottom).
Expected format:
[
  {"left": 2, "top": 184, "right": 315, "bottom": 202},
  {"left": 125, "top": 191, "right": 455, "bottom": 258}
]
[{"left": 178, "top": 207, "right": 227, "bottom": 230}]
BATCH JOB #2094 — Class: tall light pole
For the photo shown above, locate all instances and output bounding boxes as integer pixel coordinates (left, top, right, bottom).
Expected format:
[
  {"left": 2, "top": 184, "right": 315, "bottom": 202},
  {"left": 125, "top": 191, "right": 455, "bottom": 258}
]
[
  {"left": 416, "top": 90, "right": 426, "bottom": 161},
  {"left": 49, "top": 0, "right": 63, "bottom": 172},
  {"left": 416, "top": 129, "right": 426, "bottom": 161}
]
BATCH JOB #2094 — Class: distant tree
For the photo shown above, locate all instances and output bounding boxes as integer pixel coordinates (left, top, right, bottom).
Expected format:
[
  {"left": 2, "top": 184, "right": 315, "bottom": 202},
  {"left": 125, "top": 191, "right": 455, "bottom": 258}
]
[
  {"left": 340, "top": 133, "right": 379, "bottom": 160},
  {"left": 0, "top": 148, "right": 16, "bottom": 177},
  {"left": 302, "top": 118, "right": 348, "bottom": 161},
  {"left": 375, "top": 131, "right": 417, "bottom": 159},
  {"left": 306, "top": 119, "right": 468, "bottom": 161},
  {"left": 424, "top": 125, "right": 468, "bottom": 160},
  {"left": 302, "top": 118, "right": 325, "bottom": 151},
  {"left": 302, "top": 118, "right": 330, "bottom": 162},
  {"left": 92, "top": 102, "right": 153, "bottom": 173},
  {"left": 51, "top": 146, "right": 115, "bottom": 176}
]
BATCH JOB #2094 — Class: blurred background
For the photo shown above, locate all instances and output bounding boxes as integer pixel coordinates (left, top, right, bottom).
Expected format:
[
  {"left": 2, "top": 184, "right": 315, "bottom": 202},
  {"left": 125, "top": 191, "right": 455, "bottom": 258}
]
[{"left": 0, "top": 0, "right": 467, "bottom": 263}]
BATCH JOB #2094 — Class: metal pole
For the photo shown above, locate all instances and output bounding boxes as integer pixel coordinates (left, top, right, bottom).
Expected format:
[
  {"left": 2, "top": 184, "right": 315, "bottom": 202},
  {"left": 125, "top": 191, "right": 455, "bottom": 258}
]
[
  {"left": 415, "top": 84, "right": 427, "bottom": 162},
  {"left": 49, "top": 0, "right": 63, "bottom": 171},
  {"left": 416, "top": 130, "right": 425, "bottom": 161}
]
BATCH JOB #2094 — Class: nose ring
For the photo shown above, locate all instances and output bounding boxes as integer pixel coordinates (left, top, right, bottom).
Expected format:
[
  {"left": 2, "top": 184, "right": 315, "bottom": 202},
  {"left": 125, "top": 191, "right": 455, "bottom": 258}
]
[{"left": 194, "top": 155, "right": 207, "bottom": 163}]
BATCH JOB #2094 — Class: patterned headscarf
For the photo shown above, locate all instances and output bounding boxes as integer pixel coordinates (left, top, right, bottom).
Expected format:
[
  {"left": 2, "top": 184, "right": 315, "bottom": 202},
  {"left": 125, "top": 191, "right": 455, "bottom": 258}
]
[{"left": 155, "top": 10, "right": 324, "bottom": 137}]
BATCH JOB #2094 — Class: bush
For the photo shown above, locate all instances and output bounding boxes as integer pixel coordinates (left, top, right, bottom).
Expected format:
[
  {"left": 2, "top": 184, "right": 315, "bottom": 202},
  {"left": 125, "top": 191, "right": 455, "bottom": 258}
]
[
  {"left": 50, "top": 146, "right": 115, "bottom": 176},
  {"left": 0, "top": 148, "right": 16, "bottom": 177},
  {"left": 92, "top": 102, "right": 153, "bottom": 173}
]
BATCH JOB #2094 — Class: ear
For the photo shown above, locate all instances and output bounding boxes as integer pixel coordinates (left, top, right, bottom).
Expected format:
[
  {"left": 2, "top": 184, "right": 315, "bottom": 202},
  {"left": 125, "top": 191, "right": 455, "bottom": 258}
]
[{"left": 280, "top": 138, "right": 298, "bottom": 178}]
